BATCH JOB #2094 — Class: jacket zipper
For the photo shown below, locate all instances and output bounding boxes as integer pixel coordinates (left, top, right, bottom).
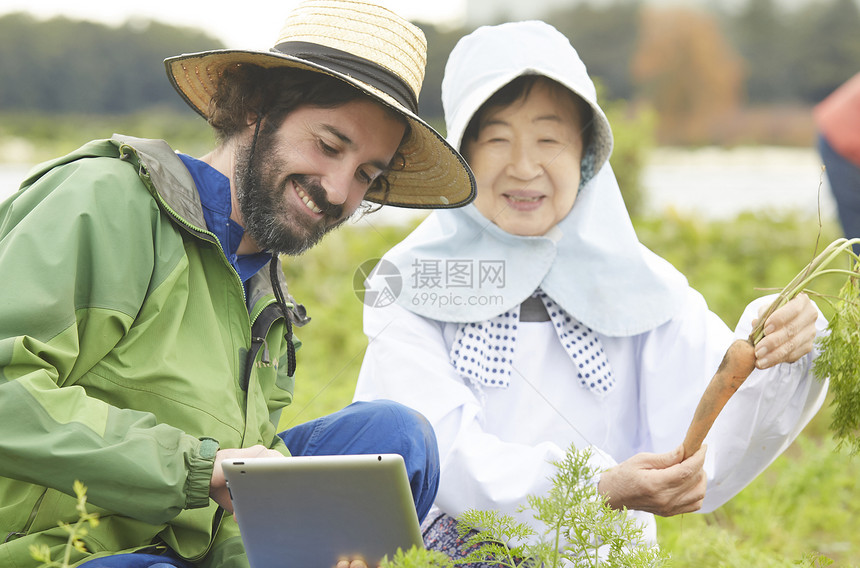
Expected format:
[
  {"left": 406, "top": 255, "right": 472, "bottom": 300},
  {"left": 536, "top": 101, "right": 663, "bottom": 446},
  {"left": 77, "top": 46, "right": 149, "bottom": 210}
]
[
  {"left": 5, "top": 488, "right": 48, "bottom": 542},
  {"left": 120, "top": 143, "right": 248, "bottom": 306},
  {"left": 122, "top": 143, "right": 287, "bottom": 561}
]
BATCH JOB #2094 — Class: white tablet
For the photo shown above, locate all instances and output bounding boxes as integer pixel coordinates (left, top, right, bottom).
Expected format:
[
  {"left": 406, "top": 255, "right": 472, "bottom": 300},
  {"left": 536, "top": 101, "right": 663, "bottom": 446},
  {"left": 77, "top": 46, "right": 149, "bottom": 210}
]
[{"left": 222, "top": 454, "right": 424, "bottom": 568}]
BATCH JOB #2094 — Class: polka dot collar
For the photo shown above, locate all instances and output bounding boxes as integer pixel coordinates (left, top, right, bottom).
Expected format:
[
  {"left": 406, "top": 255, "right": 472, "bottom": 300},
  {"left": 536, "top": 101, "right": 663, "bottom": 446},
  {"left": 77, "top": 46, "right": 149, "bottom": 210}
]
[{"left": 450, "top": 290, "right": 615, "bottom": 395}]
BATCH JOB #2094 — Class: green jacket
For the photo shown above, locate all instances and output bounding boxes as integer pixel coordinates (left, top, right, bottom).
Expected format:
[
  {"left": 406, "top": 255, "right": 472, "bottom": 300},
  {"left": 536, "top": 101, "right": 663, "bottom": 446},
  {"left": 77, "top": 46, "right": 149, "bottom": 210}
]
[{"left": 0, "top": 135, "right": 301, "bottom": 567}]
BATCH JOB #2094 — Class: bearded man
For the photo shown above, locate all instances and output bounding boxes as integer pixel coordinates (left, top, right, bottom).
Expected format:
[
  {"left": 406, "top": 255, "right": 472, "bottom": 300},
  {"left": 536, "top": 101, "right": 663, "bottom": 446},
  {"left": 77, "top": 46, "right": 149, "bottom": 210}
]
[{"left": 0, "top": 2, "right": 475, "bottom": 567}]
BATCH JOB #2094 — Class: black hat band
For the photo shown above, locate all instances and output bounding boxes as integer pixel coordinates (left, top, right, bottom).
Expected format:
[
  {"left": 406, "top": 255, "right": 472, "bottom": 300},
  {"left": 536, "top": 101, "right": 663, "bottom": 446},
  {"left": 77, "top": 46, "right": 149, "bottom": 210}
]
[{"left": 273, "top": 41, "right": 418, "bottom": 114}]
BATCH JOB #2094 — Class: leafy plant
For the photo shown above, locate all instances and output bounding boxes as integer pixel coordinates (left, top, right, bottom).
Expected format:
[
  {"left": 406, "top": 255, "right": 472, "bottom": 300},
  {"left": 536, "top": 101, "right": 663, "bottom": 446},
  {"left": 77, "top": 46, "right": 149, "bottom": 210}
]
[
  {"left": 380, "top": 547, "right": 455, "bottom": 568},
  {"left": 812, "top": 257, "right": 860, "bottom": 454},
  {"left": 384, "top": 446, "right": 667, "bottom": 568},
  {"left": 30, "top": 481, "right": 100, "bottom": 568},
  {"left": 745, "top": 236, "right": 860, "bottom": 456}
]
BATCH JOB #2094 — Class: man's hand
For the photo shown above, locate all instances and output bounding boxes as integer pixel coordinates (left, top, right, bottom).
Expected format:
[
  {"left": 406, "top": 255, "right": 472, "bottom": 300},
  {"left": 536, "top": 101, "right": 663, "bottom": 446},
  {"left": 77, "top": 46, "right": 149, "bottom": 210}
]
[
  {"left": 597, "top": 444, "right": 707, "bottom": 517},
  {"left": 753, "top": 293, "right": 818, "bottom": 369},
  {"left": 209, "top": 445, "right": 287, "bottom": 512}
]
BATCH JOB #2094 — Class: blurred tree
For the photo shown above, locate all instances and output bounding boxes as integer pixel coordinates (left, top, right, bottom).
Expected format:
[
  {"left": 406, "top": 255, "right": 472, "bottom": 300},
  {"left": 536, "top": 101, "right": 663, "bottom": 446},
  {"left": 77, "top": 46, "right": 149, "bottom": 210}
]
[
  {"left": 792, "top": 0, "right": 860, "bottom": 103},
  {"left": 598, "top": 81, "right": 656, "bottom": 219},
  {"left": 631, "top": 6, "right": 744, "bottom": 144},
  {"left": 731, "top": 0, "right": 794, "bottom": 103},
  {"left": 5, "top": 2, "right": 860, "bottom": 144},
  {"left": 548, "top": 1, "right": 642, "bottom": 101},
  {"left": 0, "top": 13, "right": 223, "bottom": 114},
  {"left": 415, "top": 22, "right": 471, "bottom": 128}
]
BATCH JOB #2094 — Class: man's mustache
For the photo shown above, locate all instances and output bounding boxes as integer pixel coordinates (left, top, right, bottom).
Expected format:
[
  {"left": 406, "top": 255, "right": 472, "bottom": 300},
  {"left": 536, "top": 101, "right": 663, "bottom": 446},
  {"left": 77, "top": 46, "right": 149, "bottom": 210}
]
[{"left": 290, "top": 175, "right": 344, "bottom": 220}]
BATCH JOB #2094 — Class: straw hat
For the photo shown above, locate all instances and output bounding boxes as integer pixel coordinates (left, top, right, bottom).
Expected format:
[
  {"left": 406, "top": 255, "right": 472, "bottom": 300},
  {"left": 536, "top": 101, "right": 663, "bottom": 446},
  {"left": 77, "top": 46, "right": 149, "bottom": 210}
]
[{"left": 165, "top": 0, "right": 475, "bottom": 209}]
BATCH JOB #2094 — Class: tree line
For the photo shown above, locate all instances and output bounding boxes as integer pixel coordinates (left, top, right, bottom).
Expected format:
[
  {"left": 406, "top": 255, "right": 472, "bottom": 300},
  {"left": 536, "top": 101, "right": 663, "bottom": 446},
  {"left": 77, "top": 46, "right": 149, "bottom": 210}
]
[
  {"left": 421, "top": 0, "right": 859, "bottom": 109},
  {"left": 0, "top": 13, "right": 219, "bottom": 115},
  {"left": 1, "top": 0, "right": 859, "bottom": 140}
]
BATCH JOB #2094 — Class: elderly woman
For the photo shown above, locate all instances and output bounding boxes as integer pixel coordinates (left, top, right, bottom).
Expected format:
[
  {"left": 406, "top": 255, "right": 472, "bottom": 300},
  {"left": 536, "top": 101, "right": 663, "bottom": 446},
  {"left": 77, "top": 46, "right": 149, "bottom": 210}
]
[{"left": 354, "top": 21, "right": 827, "bottom": 554}]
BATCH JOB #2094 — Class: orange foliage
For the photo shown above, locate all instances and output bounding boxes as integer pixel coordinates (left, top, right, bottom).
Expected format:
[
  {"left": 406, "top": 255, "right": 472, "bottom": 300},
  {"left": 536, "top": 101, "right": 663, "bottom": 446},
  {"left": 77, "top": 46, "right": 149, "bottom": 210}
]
[{"left": 632, "top": 6, "right": 745, "bottom": 144}]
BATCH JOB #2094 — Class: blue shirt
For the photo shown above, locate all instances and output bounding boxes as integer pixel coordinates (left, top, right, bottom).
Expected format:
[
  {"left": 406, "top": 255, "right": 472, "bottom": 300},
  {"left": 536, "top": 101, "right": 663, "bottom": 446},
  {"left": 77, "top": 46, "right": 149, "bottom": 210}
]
[{"left": 177, "top": 153, "right": 272, "bottom": 287}]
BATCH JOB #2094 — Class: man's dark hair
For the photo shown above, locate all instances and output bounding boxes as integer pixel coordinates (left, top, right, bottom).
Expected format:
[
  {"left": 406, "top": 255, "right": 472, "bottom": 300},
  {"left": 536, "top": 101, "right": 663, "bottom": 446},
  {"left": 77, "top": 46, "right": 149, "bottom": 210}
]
[
  {"left": 461, "top": 75, "right": 593, "bottom": 157},
  {"left": 209, "top": 64, "right": 408, "bottom": 202}
]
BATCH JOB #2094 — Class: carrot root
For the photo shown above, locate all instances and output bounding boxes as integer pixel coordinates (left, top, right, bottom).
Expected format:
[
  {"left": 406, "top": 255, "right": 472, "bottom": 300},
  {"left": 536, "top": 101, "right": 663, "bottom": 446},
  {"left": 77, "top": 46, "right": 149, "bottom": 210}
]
[{"left": 681, "top": 339, "right": 757, "bottom": 460}]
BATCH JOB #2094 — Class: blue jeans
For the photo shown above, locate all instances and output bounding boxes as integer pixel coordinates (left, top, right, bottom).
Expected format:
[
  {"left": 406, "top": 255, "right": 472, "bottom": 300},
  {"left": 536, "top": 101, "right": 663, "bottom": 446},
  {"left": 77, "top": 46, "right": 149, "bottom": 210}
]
[
  {"left": 79, "top": 400, "right": 439, "bottom": 568},
  {"left": 77, "top": 556, "right": 190, "bottom": 568},
  {"left": 819, "top": 134, "right": 860, "bottom": 254},
  {"left": 277, "top": 399, "right": 439, "bottom": 521}
]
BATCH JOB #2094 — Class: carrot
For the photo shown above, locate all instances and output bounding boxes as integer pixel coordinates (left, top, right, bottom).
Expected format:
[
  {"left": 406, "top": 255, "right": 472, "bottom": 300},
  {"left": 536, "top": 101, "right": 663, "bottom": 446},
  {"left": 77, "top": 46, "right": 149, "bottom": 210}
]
[
  {"left": 681, "top": 338, "right": 757, "bottom": 460},
  {"left": 679, "top": 237, "right": 860, "bottom": 460}
]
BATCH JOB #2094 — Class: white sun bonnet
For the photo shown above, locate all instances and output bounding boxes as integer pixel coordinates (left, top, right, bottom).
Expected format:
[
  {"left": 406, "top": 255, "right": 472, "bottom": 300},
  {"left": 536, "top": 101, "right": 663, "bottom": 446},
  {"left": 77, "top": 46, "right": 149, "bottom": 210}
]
[
  {"left": 442, "top": 20, "right": 613, "bottom": 177},
  {"left": 383, "top": 21, "right": 687, "bottom": 336}
]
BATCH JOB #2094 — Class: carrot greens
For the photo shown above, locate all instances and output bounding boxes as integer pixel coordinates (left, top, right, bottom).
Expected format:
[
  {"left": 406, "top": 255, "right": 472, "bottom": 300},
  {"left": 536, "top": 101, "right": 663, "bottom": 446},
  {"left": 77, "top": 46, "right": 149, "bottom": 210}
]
[
  {"left": 812, "top": 260, "right": 860, "bottom": 454},
  {"left": 750, "top": 236, "right": 860, "bottom": 454},
  {"left": 383, "top": 446, "right": 667, "bottom": 568}
]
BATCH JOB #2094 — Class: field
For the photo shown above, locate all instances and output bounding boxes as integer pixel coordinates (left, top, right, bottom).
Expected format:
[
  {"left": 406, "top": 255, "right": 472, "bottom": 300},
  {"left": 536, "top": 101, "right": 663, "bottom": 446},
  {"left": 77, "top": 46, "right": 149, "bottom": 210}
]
[
  {"left": 2, "top": 112, "right": 856, "bottom": 565},
  {"left": 278, "top": 211, "right": 859, "bottom": 567}
]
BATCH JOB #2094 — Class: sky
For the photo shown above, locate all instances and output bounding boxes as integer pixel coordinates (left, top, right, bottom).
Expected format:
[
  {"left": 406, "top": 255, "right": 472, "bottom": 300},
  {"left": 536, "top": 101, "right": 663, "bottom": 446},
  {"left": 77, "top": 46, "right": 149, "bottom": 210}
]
[{"left": 0, "top": 1, "right": 467, "bottom": 49}]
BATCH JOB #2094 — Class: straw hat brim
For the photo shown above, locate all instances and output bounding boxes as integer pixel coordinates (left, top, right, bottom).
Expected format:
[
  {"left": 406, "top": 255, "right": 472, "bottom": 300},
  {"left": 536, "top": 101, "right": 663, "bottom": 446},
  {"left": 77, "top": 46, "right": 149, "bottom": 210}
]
[{"left": 165, "top": 49, "right": 475, "bottom": 209}]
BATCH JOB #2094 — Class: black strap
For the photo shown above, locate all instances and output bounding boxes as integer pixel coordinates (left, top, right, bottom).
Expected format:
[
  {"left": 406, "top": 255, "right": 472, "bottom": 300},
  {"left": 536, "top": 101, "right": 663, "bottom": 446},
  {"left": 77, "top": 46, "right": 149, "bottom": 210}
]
[
  {"left": 272, "top": 41, "right": 418, "bottom": 114},
  {"left": 269, "top": 259, "right": 298, "bottom": 378}
]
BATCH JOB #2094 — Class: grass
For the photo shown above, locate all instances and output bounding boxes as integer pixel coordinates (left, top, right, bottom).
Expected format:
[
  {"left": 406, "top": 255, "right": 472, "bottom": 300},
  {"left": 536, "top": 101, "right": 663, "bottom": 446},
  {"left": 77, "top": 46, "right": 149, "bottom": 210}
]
[
  {"left": 0, "top": 110, "right": 213, "bottom": 164},
  {"left": 276, "top": 209, "right": 858, "bottom": 566},
  {"left": 3, "top": 114, "right": 853, "bottom": 564},
  {"left": 657, "top": 404, "right": 860, "bottom": 566}
]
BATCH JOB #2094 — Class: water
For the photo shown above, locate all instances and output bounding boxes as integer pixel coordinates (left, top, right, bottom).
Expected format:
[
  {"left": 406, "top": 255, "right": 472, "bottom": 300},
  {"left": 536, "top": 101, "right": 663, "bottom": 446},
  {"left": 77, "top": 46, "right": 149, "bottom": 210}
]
[
  {"left": 641, "top": 146, "right": 836, "bottom": 220},
  {"left": 0, "top": 146, "right": 838, "bottom": 223}
]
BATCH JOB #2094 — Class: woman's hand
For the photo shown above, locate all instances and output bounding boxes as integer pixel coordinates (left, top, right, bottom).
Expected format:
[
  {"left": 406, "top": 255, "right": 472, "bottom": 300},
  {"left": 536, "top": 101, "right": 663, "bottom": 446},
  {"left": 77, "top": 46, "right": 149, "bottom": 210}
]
[
  {"left": 597, "top": 444, "right": 707, "bottom": 517},
  {"left": 753, "top": 293, "right": 818, "bottom": 369}
]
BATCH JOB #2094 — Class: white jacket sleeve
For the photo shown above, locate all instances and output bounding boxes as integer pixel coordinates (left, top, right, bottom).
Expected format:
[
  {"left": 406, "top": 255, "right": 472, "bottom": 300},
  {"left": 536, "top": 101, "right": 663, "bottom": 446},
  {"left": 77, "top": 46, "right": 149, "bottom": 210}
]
[{"left": 354, "top": 301, "right": 616, "bottom": 522}]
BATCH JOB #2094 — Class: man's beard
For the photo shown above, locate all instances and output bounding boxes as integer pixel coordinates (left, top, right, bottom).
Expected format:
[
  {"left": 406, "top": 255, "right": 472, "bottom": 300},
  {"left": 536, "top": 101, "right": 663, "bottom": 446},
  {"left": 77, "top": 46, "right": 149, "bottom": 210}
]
[{"left": 234, "top": 129, "right": 350, "bottom": 255}]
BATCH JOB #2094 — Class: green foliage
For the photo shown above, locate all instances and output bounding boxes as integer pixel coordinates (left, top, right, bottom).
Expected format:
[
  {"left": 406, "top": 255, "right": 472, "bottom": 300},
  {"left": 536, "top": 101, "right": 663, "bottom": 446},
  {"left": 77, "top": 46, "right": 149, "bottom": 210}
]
[
  {"left": 813, "top": 264, "right": 860, "bottom": 454},
  {"left": 732, "top": 235, "right": 860, "bottom": 455},
  {"left": 30, "top": 481, "right": 99, "bottom": 568},
  {"left": 457, "top": 510, "right": 536, "bottom": 567},
  {"left": 380, "top": 547, "right": 454, "bottom": 568},
  {"left": 633, "top": 212, "right": 844, "bottom": 325},
  {"left": 385, "top": 447, "right": 666, "bottom": 568},
  {"left": 415, "top": 23, "right": 473, "bottom": 122},
  {"left": 277, "top": 216, "right": 426, "bottom": 430},
  {"left": 0, "top": 110, "right": 212, "bottom": 164},
  {"left": 657, "top": 427, "right": 860, "bottom": 565},
  {"left": 513, "top": 447, "right": 665, "bottom": 567},
  {"left": 600, "top": 84, "right": 657, "bottom": 218}
]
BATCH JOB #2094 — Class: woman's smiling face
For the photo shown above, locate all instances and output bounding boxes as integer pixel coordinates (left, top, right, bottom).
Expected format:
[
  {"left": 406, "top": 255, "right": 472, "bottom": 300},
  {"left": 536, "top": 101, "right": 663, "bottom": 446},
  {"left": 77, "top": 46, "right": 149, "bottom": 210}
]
[{"left": 463, "top": 78, "right": 587, "bottom": 237}]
